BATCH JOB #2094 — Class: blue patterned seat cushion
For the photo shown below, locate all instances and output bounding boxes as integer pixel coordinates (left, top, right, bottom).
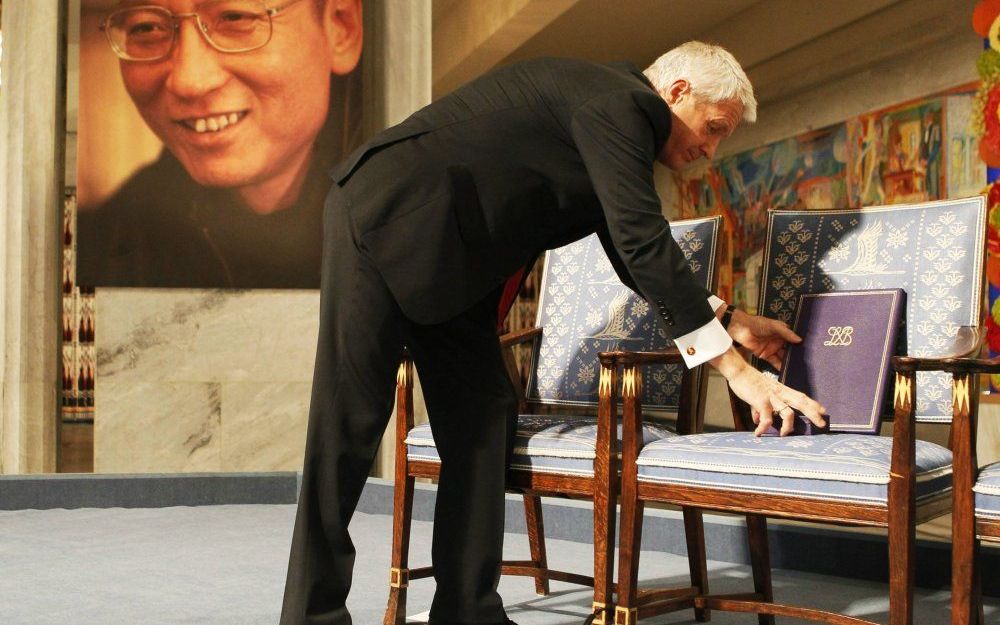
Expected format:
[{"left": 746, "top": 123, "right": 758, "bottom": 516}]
[
  {"left": 636, "top": 432, "right": 952, "bottom": 505},
  {"left": 975, "top": 462, "right": 1000, "bottom": 520},
  {"left": 405, "top": 416, "right": 676, "bottom": 477}
]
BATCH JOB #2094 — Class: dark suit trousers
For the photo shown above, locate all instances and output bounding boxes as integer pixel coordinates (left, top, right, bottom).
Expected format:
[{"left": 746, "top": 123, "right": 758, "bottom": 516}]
[{"left": 279, "top": 184, "right": 518, "bottom": 625}]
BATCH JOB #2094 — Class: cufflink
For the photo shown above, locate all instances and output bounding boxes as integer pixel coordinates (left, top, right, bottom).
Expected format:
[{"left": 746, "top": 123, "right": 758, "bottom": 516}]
[{"left": 686, "top": 346, "right": 696, "bottom": 356}]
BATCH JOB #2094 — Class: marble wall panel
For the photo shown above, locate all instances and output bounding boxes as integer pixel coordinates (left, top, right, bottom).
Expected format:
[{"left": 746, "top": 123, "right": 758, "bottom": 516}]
[
  {"left": 95, "top": 380, "right": 222, "bottom": 473},
  {"left": 220, "top": 382, "right": 310, "bottom": 472},
  {"left": 96, "top": 290, "right": 319, "bottom": 383},
  {"left": 95, "top": 290, "right": 319, "bottom": 473}
]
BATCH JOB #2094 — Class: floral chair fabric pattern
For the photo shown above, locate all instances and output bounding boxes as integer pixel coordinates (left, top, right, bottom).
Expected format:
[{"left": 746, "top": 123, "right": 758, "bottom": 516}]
[
  {"left": 406, "top": 416, "right": 677, "bottom": 477},
  {"left": 526, "top": 216, "right": 721, "bottom": 410},
  {"left": 406, "top": 216, "right": 721, "bottom": 477},
  {"left": 975, "top": 461, "right": 1000, "bottom": 520},
  {"left": 635, "top": 431, "right": 953, "bottom": 505},
  {"left": 761, "top": 198, "right": 986, "bottom": 423}
]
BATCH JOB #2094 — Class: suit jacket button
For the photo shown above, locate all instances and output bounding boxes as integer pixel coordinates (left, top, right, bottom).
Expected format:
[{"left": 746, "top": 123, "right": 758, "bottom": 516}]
[{"left": 686, "top": 346, "right": 696, "bottom": 356}]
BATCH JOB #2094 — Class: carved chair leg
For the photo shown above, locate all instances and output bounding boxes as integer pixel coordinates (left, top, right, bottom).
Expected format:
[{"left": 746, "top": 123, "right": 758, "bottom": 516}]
[
  {"left": 593, "top": 486, "right": 617, "bottom": 624},
  {"left": 952, "top": 497, "right": 977, "bottom": 625},
  {"left": 523, "top": 494, "right": 550, "bottom": 595},
  {"left": 613, "top": 499, "right": 644, "bottom": 625},
  {"left": 383, "top": 475, "right": 415, "bottom": 625},
  {"left": 887, "top": 502, "right": 915, "bottom": 625},
  {"left": 746, "top": 514, "right": 774, "bottom": 625},
  {"left": 682, "top": 507, "right": 710, "bottom": 622},
  {"left": 974, "top": 537, "right": 985, "bottom": 625}
]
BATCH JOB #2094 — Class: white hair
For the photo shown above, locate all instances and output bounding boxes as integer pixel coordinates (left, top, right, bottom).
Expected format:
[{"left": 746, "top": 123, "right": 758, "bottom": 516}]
[{"left": 643, "top": 41, "right": 757, "bottom": 123}]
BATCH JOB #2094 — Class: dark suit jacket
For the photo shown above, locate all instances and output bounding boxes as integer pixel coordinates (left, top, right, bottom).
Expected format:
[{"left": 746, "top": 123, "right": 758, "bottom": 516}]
[{"left": 330, "top": 57, "right": 714, "bottom": 337}]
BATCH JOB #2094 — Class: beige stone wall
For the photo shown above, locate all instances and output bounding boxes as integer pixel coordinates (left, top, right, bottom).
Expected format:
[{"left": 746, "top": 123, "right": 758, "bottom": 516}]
[
  {"left": 94, "top": 290, "right": 315, "bottom": 473},
  {"left": 0, "top": 0, "right": 64, "bottom": 474}
]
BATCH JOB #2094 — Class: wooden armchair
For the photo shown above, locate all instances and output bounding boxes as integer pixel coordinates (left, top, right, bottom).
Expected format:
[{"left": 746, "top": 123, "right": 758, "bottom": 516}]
[
  {"left": 612, "top": 197, "right": 987, "bottom": 625},
  {"left": 942, "top": 354, "right": 1000, "bottom": 625},
  {"left": 383, "top": 216, "right": 722, "bottom": 625}
]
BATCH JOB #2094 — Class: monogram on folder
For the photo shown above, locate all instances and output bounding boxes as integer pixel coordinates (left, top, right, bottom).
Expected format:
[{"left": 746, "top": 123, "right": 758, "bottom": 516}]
[{"left": 766, "top": 289, "right": 906, "bottom": 436}]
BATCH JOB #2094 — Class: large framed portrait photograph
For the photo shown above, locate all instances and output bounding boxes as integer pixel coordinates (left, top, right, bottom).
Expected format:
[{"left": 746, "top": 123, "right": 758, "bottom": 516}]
[{"left": 75, "top": 0, "right": 364, "bottom": 289}]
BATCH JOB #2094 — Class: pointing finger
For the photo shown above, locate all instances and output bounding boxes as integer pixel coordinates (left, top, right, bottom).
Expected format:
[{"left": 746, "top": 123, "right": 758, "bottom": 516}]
[
  {"left": 753, "top": 404, "right": 773, "bottom": 437},
  {"left": 778, "top": 323, "right": 802, "bottom": 344},
  {"left": 779, "top": 407, "right": 794, "bottom": 436},
  {"left": 798, "top": 396, "right": 827, "bottom": 428}
]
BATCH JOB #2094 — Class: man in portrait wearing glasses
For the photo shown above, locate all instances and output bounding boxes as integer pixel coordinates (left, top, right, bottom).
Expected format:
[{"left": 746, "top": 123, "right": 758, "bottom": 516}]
[{"left": 76, "top": 0, "right": 362, "bottom": 289}]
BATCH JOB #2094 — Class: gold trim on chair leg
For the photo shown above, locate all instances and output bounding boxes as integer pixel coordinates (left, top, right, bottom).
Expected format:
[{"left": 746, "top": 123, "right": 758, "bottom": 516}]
[
  {"left": 622, "top": 367, "right": 637, "bottom": 399},
  {"left": 590, "top": 601, "right": 608, "bottom": 625},
  {"left": 614, "top": 606, "right": 638, "bottom": 625},
  {"left": 389, "top": 567, "right": 409, "bottom": 589},
  {"left": 893, "top": 372, "right": 913, "bottom": 411},
  {"left": 599, "top": 367, "right": 613, "bottom": 400}
]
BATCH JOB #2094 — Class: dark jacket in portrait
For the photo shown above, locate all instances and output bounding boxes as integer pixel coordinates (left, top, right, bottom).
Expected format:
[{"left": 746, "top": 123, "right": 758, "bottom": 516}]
[
  {"left": 77, "top": 151, "right": 333, "bottom": 289},
  {"left": 332, "top": 57, "right": 714, "bottom": 337},
  {"left": 76, "top": 76, "right": 360, "bottom": 290}
]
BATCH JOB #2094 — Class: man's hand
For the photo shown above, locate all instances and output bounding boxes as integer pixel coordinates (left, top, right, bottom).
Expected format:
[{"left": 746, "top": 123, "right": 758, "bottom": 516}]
[
  {"left": 723, "top": 308, "right": 801, "bottom": 370},
  {"left": 709, "top": 347, "right": 826, "bottom": 436}
]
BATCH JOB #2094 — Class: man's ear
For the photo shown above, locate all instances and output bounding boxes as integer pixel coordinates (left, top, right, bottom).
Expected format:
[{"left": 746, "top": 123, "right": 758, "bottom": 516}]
[
  {"left": 664, "top": 79, "right": 690, "bottom": 105},
  {"left": 321, "top": 0, "right": 363, "bottom": 76}
]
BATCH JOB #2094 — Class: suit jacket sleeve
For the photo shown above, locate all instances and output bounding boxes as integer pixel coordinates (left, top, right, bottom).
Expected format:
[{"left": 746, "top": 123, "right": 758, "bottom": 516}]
[{"left": 570, "top": 88, "right": 714, "bottom": 338}]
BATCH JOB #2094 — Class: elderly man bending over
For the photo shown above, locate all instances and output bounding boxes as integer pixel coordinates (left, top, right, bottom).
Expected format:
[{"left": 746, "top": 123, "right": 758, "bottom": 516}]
[{"left": 280, "top": 41, "right": 826, "bottom": 625}]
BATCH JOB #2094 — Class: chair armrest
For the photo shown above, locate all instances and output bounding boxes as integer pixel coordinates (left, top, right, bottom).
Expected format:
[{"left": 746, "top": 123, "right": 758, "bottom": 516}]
[
  {"left": 599, "top": 347, "right": 702, "bottom": 451},
  {"left": 604, "top": 350, "right": 704, "bottom": 498},
  {"left": 396, "top": 348, "right": 413, "bottom": 390},
  {"left": 394, "top": 354, "right": 416, "bottom": 440},
  {"left": 597, "top": 348, "right": 684, "bottom": 368},
  {"left": 499, "top": 326, "right": 542, "bottom": 348},
  {"left": 892, "top": 326, "right": 983, "bottom": 372},
  {"left": 938, "top": 356, "right": 1000, "bottom": 375},
  {"left": 497, "top": 327, "right": 542, "bottom": 409},
  {"left": 885, "top": 328, "right": 981, "bottom": 487}
]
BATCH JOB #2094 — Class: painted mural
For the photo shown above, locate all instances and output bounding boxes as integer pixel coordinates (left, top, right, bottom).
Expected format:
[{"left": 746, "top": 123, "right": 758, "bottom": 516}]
[
  {"left": 669, "top": 89, "right": 983, "bottom": 312},
  {"left": 846, "top": 99, "right": 943, "bottom": 207}
]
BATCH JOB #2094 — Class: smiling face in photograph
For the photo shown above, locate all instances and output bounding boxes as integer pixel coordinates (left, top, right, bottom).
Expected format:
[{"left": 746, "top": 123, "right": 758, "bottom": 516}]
[{"left": 117, "top": 0, "right": 361, "bottom": 200}]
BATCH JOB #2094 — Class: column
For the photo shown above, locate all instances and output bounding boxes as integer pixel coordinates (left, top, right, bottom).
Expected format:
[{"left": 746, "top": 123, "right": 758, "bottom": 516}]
[
  {"left": 361, "top": 0, "right": 433, "bottom": 479},
  {"left": 0, "top": 1, "right": 65, "bottom": 474}
]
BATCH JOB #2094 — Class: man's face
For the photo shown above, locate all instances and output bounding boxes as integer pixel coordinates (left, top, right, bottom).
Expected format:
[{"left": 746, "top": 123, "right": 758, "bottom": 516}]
[
  {"left": 658, "top": 81, "right": 742, "bottom": 171},
  {"left": 118, "top": 0, "right": 360, "bottom": 191}
]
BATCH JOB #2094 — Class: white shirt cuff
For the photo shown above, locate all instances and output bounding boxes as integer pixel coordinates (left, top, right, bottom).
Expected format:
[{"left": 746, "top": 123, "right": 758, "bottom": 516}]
[
  {"left": 674, "top": 317, "right": 733, "bottom": 368},
  {"left": 707, "top": 295, "right": 726, "bottom": 312}
]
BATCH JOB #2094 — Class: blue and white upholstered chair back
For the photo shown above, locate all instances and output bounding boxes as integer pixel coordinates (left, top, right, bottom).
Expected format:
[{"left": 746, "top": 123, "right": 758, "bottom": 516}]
[
  {"left": 525, "top": 216, "right": 722, "bottom": 416},
  {"left": 758, "top": 197, "right": 986, "bottom": 427}
]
